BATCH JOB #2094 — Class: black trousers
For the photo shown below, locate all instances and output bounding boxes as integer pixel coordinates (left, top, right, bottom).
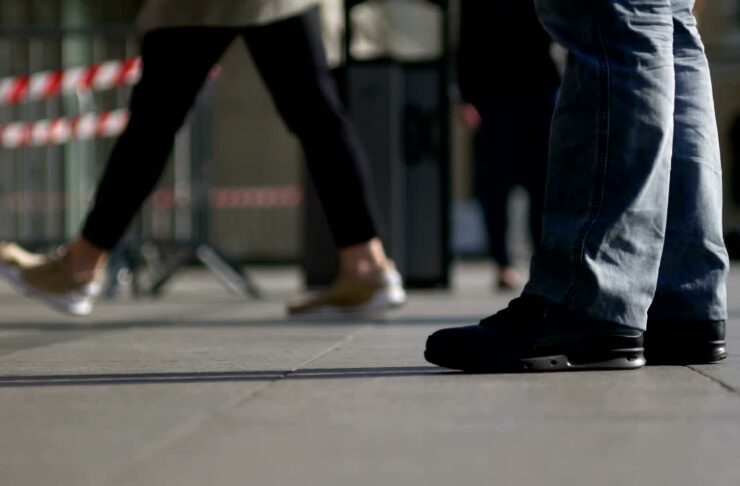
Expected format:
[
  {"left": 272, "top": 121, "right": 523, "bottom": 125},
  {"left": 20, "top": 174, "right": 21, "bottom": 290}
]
[
  {"left": 474, "top": 86, "right": 556, "bottom": 267},
  {"left": 82, "top": 8, "right": 380, "bottom": 250}
]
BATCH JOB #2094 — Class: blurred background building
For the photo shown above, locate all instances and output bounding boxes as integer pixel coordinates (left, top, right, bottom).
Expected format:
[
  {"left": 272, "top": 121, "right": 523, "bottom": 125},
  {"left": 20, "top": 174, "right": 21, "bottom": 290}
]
[
  {"left": 1, "top": 0, "right": 738, "bottom": 267},
  {"left": 700, "top": 0, "right": 740, "bottom": 228}
]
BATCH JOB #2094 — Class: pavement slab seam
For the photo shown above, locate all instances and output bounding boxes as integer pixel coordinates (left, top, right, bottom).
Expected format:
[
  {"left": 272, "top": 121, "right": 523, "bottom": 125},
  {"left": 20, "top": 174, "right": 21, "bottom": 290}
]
[
  {"left": 686, "top": 365, "right": 740, "bottom": 396},
  {"left": 106, "top": 324, "right": 372, "bottom": 486}
]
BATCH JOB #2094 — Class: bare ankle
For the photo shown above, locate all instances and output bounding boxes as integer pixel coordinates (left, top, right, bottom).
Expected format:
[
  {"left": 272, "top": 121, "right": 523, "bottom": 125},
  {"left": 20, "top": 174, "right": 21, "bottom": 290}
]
[
  {"left": 339, "top": 238, "right": 388, "bottom": 277},
  {"left": 64, "top": 238, "right": 108, "bottom": 282}
]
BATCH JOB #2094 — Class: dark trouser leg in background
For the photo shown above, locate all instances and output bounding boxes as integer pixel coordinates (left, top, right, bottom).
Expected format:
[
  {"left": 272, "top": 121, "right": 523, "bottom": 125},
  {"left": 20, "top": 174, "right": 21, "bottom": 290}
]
[
  {"left": 475, "top": 86, "right": 555, "bottom": 268},
  {"left": 82, "top": 29, "right": 235, "bottom": 249},
  {"left": 474, "top": 102, "right": 515, "bottom": 268},
  {"left": 241, "top": 8, "right": 381, "bottom": 249}
]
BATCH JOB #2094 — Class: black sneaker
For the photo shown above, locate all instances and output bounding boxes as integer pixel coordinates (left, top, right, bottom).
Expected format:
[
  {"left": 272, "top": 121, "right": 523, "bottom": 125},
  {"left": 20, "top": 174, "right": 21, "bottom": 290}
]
[
  {"left": 424, "top": 296, "right": 645, "bottom": 372},
  {"left": 645, "top": 318, "right": 727, "bottom": 365}
]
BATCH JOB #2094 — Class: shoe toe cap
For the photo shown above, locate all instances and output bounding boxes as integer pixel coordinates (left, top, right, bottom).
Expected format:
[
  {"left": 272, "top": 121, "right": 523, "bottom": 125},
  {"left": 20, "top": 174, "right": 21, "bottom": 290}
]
[{"left": 426, "top": 325, "right": 491, "bottom": 355}]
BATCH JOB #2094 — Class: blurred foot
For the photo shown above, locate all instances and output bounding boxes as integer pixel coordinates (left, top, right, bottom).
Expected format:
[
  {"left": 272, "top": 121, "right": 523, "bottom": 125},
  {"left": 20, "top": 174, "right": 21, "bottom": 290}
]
[
  {"left": 288, "top": 262, "right": 406, "bottom": 319},
  {"left": 0, "top": 242, "right": 45, "bottom": 269},
  {"left": 496, "top": 266, "right": 521, "bottom": 291},
  {"left": 0, "top": 243, "right": 100, "bottom": 316}
]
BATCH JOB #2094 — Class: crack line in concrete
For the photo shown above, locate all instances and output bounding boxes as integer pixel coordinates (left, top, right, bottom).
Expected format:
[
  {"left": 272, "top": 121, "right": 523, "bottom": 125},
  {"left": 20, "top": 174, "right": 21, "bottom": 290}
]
[
  {"left": 285, "top": 325, "right": 372, "bottom": 375},
  {"left": 687, "top": 365, "right": 740, "bottom": 396}
]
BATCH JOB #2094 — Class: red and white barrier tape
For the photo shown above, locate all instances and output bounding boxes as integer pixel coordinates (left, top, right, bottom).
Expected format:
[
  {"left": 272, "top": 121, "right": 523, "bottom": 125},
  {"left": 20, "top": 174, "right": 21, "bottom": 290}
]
[
  {"left": 1, "top": 186, "right": 303, "bottom": 210},
  {"left": 0, "top": 109, "right": 129, "bottom": 148},
  {"left": 0, "top": 58, "right": 142, "bottom": 106},
  {"left": 152, "top": 186, "right": 303, "bottom": 209},
  {"left": 210, "top": 186, "right": 303, "bottom": 209}
]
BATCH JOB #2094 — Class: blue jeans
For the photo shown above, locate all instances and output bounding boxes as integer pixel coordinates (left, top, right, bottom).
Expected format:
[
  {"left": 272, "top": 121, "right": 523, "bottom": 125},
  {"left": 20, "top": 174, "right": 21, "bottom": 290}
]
[{"left": 524, "top": 0, "right": 729, "bottom": 329}]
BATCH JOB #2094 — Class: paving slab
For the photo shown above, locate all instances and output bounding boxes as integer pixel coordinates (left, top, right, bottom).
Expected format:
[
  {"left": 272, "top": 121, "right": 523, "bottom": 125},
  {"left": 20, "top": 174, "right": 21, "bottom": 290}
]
[
  {"left": 0, "top": 263, "right": 737, "bottom": 486},
  {"left": 112, "top": 325, "right": 740, "bottom": 486}
]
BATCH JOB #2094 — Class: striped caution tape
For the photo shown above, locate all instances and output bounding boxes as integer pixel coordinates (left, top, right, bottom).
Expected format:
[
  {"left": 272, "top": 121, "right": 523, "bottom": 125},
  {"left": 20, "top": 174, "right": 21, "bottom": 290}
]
[
  {"left": 0, "top": 58, "right": 142, "bottom": 106},
  {"left": 1, "top": 186, "right": 303, "bottom": 210},
  {"left": 0, "top": 109, "right": 129, "bottom": 148}
]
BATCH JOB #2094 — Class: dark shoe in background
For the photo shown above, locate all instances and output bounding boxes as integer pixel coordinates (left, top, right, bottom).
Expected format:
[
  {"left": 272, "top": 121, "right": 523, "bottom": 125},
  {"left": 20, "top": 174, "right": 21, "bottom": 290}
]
[
  {"left": 645, "top": 319, "right": 727, "bottom": 365},
  {"left": 424, "top": 295, "right": 645, "bottom": 372}
]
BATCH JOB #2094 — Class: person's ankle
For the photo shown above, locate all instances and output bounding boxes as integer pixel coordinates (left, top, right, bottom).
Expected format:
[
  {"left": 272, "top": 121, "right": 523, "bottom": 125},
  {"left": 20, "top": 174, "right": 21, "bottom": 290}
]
[
  {"left": 63, "top": 238, "right": 107, "bottom": 283},
  {"left": 341, "top": 257, "right": 388, "bottom": 278},
  {"left": 496, "top": 265, "right": 521, "bottom": 288},
  {"left": 339, "top": 238, "right": 389, "bottom": 278}
]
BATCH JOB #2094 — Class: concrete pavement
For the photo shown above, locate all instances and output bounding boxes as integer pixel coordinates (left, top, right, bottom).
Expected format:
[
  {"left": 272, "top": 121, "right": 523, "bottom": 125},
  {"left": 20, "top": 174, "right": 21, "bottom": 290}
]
[{"left": 0, "top": 262, "right": 738, "bottom": 486}]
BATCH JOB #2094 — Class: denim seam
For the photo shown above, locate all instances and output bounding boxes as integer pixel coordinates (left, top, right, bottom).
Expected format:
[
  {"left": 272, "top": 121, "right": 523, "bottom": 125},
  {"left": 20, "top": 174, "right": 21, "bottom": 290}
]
[{"left": 564, "top": 3, "right": 611, "bottom": 307}]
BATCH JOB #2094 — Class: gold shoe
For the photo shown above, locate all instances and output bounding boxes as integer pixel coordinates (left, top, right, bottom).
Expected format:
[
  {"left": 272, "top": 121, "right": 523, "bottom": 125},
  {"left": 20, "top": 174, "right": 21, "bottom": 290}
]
[
  {"left": 0, "top": 243, "right": 99, "bottom": 316},
  {"left": 288, "top": 263, "right": 406, "bottom": 319}
]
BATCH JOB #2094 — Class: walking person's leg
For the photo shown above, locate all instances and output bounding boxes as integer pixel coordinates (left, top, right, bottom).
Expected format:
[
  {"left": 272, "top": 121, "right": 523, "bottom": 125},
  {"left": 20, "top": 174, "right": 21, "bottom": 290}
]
[
  {"left": 240, "top": 7, "right": 405, "bottom": 317},
  {"left": 645, "top": 0, "right": 729, "bottom": 363},
  {"left": 475, "top": 95, "right": 520, "bottom": 290},
  {"left": 0, "top": 28, "right": 235, "bottom": 314},
  {"left": 426, "top": 0, "right": 680, "bottom": 372},
  {"left": 76, "top": 29, "right": 235, "bottom": 270}
]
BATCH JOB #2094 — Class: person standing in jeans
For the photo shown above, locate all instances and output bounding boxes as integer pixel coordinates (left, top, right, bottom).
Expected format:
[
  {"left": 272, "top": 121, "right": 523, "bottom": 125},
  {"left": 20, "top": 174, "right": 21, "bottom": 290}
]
[
  {"left": 426, "top": 0, "right": 729, "bottom": 371},
  {"left": 457, "top": 0, "right": 560, "bottom": 290},
  {"left": 0, "top": 1, "right": 406, "bottom": 318}
]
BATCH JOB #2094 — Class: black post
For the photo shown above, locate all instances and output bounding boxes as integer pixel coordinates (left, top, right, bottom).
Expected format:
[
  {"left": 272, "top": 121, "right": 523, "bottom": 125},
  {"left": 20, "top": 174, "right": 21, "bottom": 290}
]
[{"left": 303, "top": 0, "right": 452, "bottom": 288}]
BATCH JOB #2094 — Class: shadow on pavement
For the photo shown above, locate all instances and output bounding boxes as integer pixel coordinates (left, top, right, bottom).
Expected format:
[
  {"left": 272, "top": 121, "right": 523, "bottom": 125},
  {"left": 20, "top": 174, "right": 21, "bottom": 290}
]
[
  {"left": 2, "top": 307, "right": 740, "bottom": 333},
  {"left": 0, "top": 366, "right": 450, "bottom": 388},
  {"left": 0, "top": 316, "right": 481, "bottom": 332}
]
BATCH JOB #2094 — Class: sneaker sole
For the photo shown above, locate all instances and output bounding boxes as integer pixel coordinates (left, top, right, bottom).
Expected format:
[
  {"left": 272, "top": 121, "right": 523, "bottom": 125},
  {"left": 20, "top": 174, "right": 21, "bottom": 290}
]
[
  {"left": 424, "top": 348, "right": 646, "bottom": 373},
  {"left": 646, "top": 342, "right": 728, "bottom": 365},
  {"left": 288, "top": 286, "right": 407, "bottom": 321},
  {"left": 0, "top": 260, "right": 94, "bottom": 316}
]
